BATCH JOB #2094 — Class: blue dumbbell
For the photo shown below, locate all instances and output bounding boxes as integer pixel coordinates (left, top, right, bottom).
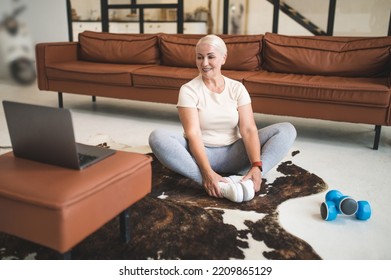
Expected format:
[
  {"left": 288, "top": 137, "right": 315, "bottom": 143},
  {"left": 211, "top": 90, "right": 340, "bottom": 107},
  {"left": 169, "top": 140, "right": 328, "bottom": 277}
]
[
  {"left": 356, "top": 200, "right": 372, "bottom": 221},
  {"left": 321, "top": 190, "right": 371, "bottom": 221},
  {"left": 325, "top": 190, "right": 358, "bottom": 216},
  {"left": 320, "top": 200, "right": 338, "bottom": 221}
]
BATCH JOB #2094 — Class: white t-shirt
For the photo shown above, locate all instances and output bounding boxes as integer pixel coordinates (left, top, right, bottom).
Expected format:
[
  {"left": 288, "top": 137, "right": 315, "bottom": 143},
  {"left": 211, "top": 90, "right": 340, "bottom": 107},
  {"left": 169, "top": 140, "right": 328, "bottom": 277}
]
[{"left": 177, "top": 75, "right": 251, "bottom": 147}]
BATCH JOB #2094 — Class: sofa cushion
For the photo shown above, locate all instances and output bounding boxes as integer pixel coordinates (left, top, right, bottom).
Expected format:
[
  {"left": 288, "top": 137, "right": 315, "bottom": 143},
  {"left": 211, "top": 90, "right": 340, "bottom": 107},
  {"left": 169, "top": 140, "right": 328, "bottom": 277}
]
[
  {"left": 78, "top": 31, "right": 159, "bottom": 64},
  {"left": 132, "top": 65, "right": 199, "bottom": 89},
  {"left": 244, "top": 71, "right": 390, "bottom": 107},
  {"left": 159, "top": 34, "right": 263, "bottom": 71},
  {"left": 132, "top": 65, "right": 260, "bottom": 90},
  {"left": 46, "top": 61, "right": 149, "bottom": 86},
  {"left": 263, "top": 32, "right": 391, "bottom": 77},
  {"left": 221, "top": 70, "right": 264, "bottom": 82}
]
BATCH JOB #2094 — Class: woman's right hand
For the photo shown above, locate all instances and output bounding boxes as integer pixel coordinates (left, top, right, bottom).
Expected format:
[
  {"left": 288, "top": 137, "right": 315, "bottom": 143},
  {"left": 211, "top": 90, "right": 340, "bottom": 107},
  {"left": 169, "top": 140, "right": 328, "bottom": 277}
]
[{"left": 202, "top": 170, "right": 228, "bottom": 198}]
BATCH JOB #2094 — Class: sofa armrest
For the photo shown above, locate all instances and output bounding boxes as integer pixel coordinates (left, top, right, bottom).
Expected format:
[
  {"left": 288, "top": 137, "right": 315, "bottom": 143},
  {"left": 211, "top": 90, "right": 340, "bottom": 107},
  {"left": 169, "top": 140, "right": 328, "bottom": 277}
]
[{"left": 35, "top": 42, "right": 78, "bottom": 90}]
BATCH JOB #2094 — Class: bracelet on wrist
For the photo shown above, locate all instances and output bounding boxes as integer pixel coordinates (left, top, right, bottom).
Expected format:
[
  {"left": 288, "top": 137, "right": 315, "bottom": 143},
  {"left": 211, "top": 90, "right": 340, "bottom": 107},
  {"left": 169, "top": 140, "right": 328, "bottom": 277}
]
[{"left": 251, "top": 161, "right": 263, "bottom": 172}]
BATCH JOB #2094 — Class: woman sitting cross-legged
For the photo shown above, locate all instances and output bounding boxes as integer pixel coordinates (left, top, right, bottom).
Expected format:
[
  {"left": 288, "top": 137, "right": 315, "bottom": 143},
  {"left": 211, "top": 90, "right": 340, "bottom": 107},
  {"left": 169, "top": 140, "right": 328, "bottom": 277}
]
[{"left": 149, "top": 34, "right": 296, "bottom": 203}]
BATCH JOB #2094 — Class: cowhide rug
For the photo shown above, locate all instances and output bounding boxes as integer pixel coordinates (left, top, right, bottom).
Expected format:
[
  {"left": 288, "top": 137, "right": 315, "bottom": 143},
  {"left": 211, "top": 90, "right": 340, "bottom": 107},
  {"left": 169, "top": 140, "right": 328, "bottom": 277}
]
[{"left": 0, "top": 151, "right": 328, "bottom": 260}]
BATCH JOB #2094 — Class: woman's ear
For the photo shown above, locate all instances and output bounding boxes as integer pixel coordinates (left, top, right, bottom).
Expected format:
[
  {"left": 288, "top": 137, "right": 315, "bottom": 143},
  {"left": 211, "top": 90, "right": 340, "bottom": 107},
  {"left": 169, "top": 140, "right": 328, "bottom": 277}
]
[{"left": 222, "top": 53, "right": 227, "bottom": 65}]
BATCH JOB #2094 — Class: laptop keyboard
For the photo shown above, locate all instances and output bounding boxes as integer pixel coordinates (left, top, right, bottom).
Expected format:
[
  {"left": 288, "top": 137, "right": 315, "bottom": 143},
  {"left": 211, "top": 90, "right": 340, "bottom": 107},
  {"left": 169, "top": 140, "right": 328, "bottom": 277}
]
[{"left": 78, "top": 153, "right": 98, "bottom": 166}]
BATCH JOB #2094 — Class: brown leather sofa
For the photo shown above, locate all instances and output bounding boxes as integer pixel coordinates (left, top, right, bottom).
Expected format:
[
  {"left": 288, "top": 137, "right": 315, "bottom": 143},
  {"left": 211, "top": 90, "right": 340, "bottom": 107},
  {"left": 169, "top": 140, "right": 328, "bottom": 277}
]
[{"left": 35, "top": 31, "right": 391, "bottom": 149}]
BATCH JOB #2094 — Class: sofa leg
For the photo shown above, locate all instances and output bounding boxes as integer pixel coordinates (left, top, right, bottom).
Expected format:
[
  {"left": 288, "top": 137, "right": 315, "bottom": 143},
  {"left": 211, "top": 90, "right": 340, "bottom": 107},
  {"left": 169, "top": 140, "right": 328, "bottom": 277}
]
[
  {"left": 119, "top": 207, "right": 131, "bottom": 243},
  {"left": 373, "top": 125, "right": 381, "bottom": 150},
  {"left": 92, "top": 96, "right": 96, "bottom": 103},
  {"left": 58, "top": 92, "right": 63, "bottom": 108}
]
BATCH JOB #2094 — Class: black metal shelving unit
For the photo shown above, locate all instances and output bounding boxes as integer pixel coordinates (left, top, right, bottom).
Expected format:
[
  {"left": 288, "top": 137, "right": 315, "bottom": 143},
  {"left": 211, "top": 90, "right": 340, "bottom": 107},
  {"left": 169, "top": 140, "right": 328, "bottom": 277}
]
[
  {"left": 67, "top": 0, "right": 391, "bottom": 38},
  {"left": 100, "top": 0, "right": 183, "bottom": 34}
]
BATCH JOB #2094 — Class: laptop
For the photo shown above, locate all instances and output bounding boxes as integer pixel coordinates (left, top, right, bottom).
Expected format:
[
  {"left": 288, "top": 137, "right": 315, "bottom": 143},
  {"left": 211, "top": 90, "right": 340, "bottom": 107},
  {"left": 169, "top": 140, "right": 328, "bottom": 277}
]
[{"left": 3, "top": 100, "right": 116, "bottom": 170}]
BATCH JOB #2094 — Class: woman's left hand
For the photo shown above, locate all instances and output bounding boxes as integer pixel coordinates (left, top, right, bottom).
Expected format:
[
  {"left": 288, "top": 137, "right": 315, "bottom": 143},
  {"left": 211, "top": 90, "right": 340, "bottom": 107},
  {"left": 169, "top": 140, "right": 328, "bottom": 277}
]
[{"left": 242, "top": 167, "right": 262, "bottom": 192}]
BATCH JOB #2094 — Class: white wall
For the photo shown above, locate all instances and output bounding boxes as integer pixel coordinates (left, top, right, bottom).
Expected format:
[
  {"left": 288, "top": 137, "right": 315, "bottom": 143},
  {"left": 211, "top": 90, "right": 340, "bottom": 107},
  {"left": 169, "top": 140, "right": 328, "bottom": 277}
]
[
  {"left": 246, "top": 0, "right": 312, "bottom": 35},
  {"left": 0, "top": 0, "right": 69, "bottom": 44},
  {"left": 26, "top": 0, "right": 69, "bottom": 43},
  {"left": 0, "top": 0, "right": 68, "bottom": 80},
  {"left": 246, "top": 0, "right": 390, "bottom": 36},
  {"left": 334, "top": 0, "right": 391, "bottom": 36}
]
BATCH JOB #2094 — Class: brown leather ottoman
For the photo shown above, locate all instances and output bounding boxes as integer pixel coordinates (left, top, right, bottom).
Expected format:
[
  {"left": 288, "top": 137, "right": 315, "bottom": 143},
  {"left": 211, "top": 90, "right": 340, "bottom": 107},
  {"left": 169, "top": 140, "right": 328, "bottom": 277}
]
[{"left": 0, "top": 151, "right": 152, "bottom": 259}]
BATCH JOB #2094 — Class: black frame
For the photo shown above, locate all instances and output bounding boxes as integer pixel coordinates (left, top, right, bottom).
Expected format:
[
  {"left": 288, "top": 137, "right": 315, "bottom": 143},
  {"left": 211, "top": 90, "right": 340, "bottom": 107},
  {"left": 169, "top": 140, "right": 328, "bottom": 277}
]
[
  {"left": 389, "top": 9, "right": 391, "bottom": 36},
  {"left": 100, "top": 0, "right": 184, "bottom": 34},
  {"left": 66, "top": 0, "right": 73, "bottom": 41}
]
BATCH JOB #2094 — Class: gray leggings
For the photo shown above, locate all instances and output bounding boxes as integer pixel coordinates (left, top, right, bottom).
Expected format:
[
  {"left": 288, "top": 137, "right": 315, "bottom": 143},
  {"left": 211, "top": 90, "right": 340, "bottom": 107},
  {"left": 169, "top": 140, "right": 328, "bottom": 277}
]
[{"left": 148, "top": 122, "right": 296, "bottom": 185}]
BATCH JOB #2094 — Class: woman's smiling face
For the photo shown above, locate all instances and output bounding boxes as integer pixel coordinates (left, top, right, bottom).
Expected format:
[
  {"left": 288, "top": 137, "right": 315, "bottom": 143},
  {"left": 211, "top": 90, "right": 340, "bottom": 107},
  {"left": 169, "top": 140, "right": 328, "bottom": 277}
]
[{"left": 195, "top": 43, "right": 226, "bottom": 79}]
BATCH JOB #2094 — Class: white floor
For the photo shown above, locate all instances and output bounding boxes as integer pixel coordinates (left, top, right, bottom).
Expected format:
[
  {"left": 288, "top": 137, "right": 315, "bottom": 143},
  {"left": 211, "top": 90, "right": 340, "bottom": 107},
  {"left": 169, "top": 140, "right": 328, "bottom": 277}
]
[{"left": 1, "top": 80, "right": 391, "bottom": 260}]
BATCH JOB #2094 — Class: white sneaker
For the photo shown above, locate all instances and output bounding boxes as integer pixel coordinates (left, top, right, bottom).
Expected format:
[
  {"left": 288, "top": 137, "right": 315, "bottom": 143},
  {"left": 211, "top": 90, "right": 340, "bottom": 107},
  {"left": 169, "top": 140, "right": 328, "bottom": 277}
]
[
  {"left": 240, "top": 180, "right": 255, "bottom": 202},
  {"left": 218, "top": 181, "right": 243, "bottom": 203},
  {"left": 227, "top": 175, "right": 243, "bottom": 183},
  {"left": 227, "top": 176, "right": 255, "bottom": 202}
]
